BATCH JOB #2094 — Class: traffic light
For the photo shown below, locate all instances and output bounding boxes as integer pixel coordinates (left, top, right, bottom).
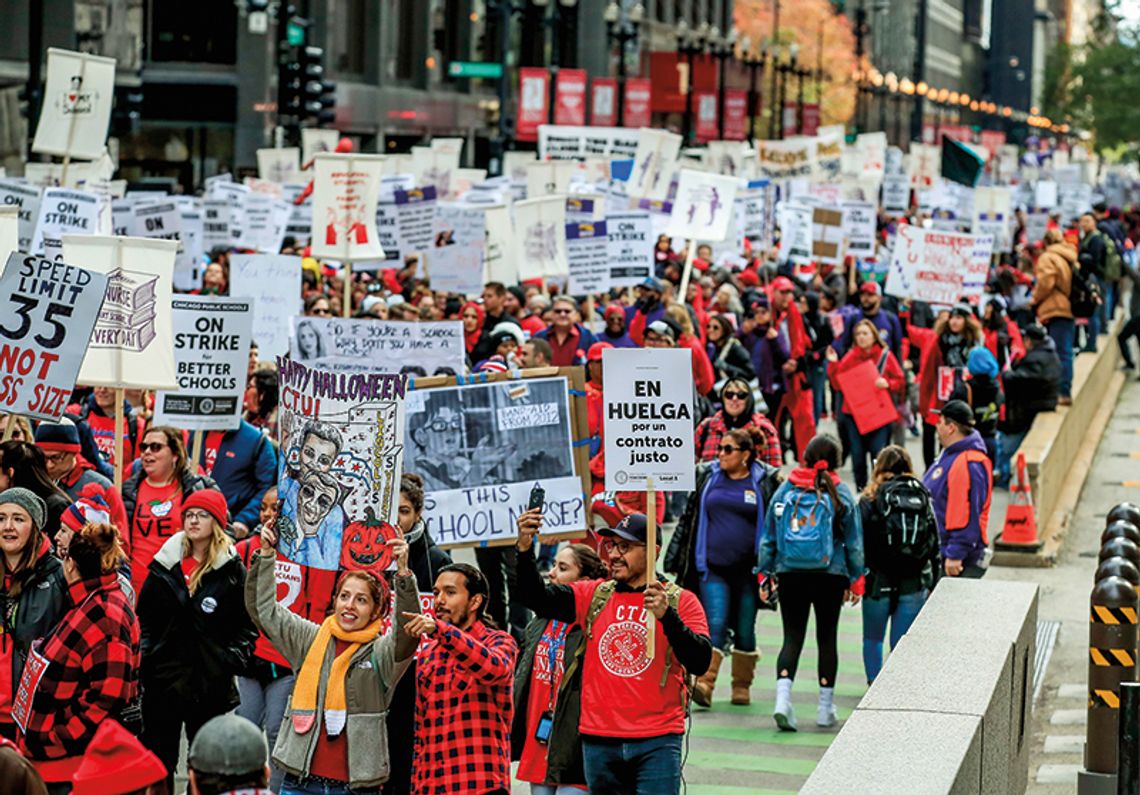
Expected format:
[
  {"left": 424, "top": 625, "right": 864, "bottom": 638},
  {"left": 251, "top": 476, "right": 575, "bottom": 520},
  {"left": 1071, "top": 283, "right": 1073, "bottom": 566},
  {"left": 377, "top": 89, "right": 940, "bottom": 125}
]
[
  {"left": 315, "top": 79, "right": 336, "bottom": 125},
  {"left": 299, "top": 46, "right": 326, "bottom": 116},
  {"left": 111, "top": 86, "right": 144, "bottom": 135}
]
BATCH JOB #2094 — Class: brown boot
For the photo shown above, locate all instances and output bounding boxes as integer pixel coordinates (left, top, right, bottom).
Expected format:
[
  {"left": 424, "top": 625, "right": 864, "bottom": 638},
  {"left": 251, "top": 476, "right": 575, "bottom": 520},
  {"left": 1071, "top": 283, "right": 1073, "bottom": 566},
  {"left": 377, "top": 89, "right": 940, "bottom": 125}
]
[
  {"left": 692, "top": 649, "right": 724, "bottom": 707},
  {"left": 730, "top": 650, "right": 760, "bottom": 705}
]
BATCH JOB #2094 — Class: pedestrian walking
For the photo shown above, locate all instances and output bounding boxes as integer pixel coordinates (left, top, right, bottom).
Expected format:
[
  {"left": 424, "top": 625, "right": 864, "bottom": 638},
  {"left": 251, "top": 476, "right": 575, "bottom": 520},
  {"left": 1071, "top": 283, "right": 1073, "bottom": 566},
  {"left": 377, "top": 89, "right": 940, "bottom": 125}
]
[
  {"left": 137, "top": 489, "right": 258, "bottom": 786},
  {"left": 667, "top": 427, "right": 781, "bottom": 707},
  {"left": 758, "top": 435, "right": 864, "bottom": 731},
  {"left": 693, "top": 380, "right": 781, "bottom": 468},
  {"left": 1034, "top": 228, "right": 1077, "bottom": 403},
  {"left": 858, "top": 446, "right": 940, "bottom": 684},
  {"left": 515, "top": 512, "right": 712, "bottom": 795},
  {"left": 187, "top": 714, "right": 274, "bottom": 795}
]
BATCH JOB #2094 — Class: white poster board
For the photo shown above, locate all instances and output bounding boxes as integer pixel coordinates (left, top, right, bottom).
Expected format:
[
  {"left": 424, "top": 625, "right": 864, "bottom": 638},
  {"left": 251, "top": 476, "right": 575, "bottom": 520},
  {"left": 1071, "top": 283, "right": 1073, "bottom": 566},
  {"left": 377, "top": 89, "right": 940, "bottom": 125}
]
[
  {"left": 666, "top": 170, "right": 739, "bottom": 242},
  {"left": 309, "top": 153, "right": 387, "bottom": 262},
  {"left": 514, "top": 196, "right": 569, "bottom": 280},
  {"left": 32, "top": 48, "right": 116, "bottom": 161},
  {"left": 290, "top": 317, "right": 464, "bottom": 377},
  {"left": 30, "top": 188, "right": 102, "bottom": 256},
  {"left": 628, "top": 129, "right": 682, "bottom": 201},
  {"left": 841, "top": 200, "right": 877, "bottom": 258},
  {"left": 229, "top": 254, "right": 302, "bottom": 359},
  {"left": 428, "top": 203, "right": 486, "bottom": 296}
]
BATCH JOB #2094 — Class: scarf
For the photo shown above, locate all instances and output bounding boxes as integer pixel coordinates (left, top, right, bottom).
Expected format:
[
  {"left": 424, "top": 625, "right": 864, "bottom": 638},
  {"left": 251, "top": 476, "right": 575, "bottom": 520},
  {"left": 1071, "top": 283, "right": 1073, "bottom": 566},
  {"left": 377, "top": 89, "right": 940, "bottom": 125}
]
[
  {"left": 292, "top": 615, "right": 383, "bottom": 737},
  {"left": 461, "top": 301, "right": 485, "bottom": 354}
]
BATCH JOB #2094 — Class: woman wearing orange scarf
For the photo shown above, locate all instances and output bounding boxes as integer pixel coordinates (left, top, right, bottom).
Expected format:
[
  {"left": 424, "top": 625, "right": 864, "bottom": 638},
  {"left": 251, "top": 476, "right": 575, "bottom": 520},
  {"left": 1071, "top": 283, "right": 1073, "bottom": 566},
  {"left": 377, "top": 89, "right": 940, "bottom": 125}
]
[{"left": 246, "top": 523, "right": 419, "bottom": 795}]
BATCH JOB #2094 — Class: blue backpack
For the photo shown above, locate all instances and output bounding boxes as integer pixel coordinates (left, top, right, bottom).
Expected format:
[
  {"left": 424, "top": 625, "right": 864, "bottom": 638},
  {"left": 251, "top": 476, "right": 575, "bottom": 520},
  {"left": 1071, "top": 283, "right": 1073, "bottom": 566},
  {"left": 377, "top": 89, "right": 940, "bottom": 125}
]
[{"left": 773, "top": 486, "right": 835, "bottom": 570}]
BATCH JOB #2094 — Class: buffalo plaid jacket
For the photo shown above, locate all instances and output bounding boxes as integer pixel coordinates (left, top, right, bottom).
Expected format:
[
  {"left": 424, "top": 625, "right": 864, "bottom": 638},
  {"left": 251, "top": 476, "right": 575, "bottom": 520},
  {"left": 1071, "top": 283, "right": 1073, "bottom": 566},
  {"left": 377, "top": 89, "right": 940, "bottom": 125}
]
[
  {"left": 695, "top": 411, "right": 782, "bottom": 468},
  {"left": 413, "top": 619, "right": 517, "bottom": 795},
  {"left": 20, "top": 573, "right": 140, "bottom": 763}
]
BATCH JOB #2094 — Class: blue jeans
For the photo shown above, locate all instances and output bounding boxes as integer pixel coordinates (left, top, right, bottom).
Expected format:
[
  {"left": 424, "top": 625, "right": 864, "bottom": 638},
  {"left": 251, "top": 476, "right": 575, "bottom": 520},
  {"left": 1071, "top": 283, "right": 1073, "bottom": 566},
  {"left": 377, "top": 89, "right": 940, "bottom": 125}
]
[
  {"left": 807, "top": 360, "right": 827, "bottom": 422},
  {"left": 532, "top": 785, "right": 590, "bottom": 795},
  {"left": 237, "top": 673, "right": 295, "bottom": 792},
  {"left": 1046, "top": 317, "right": 1075, "bottom": 398},
  {"left": 862, "top": 590, "right": 928, "bottom": 683},
  {"left": 996, "top": 430, "right": 1027, "bottom": 486},
  {"left": 1086, "top": 275, "right": 1107, "bottom": 350},
  {"left": 698, "top": 566, "right": 759, "bottom": 652},
  {"left": 582, "top": 734, "right": 683, "bottom": 795},
  {"left": 281, "top": 775, "right": 379, "bottom": 795},
  {"left": 841, "top": 414, "right": 892, "bottom": 492}
]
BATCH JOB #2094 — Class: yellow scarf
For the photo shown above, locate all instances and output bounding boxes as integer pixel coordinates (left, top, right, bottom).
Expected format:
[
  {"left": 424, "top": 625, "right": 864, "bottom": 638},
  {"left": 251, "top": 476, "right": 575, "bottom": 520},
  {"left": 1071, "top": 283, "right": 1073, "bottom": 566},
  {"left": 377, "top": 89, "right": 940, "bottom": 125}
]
[{"left": 292, "top": 615, "right": 383, "bottom": 736}]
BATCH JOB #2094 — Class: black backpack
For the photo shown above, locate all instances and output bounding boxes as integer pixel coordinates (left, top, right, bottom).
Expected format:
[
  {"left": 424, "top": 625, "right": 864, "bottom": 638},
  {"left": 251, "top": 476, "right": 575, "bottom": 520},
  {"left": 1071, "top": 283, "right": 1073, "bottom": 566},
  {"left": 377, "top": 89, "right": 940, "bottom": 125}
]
[
  {"left": 1068, "top": 261, "right": 1100, "bottom": 319},
  {"left": 873, "top": 475, "right": 938, "bottom": 577}
]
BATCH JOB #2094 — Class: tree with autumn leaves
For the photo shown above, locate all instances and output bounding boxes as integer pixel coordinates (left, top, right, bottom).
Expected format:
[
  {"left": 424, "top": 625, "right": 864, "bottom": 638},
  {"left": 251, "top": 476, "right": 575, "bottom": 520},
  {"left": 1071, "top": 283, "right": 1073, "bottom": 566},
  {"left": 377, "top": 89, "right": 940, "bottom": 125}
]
[{"left": 733, "top": 0, "right": 857, "bottom": 133}]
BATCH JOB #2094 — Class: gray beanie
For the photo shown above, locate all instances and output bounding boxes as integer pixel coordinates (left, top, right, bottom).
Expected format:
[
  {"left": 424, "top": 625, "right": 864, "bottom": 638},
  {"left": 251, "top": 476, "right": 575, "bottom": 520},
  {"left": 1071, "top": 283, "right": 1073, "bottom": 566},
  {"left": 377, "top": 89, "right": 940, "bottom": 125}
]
[{"left": 0, "top": 487, "right": 46, "bottom": 531}]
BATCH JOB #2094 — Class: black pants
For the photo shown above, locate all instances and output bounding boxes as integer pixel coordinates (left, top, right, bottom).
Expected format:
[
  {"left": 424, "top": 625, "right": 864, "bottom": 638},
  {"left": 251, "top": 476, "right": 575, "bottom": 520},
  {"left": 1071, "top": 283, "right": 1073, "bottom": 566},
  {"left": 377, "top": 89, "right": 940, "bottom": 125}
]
[
  {"left": 474, "top": 545, "right": 530, "bottom": 644},
  {"left": 775, "top": 572, "right": 848, "bottom": 686},
  {"left": 1119, "top": 314, "right": 1140, "bottom": 368},
  {"left": 923, "top": 422, "right": 937, "bottom": 471},
  {"left": 141, "top": 685, "right": 229, "bottom": 788}
]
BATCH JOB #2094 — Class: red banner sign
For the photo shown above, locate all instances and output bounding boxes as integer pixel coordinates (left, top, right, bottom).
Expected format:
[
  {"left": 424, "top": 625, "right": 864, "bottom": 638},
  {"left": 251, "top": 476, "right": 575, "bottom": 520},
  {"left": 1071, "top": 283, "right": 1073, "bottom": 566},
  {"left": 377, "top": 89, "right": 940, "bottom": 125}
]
[
  {"left": 722, "top": 89, "right": 748, "bottom": 140},
  {"left": 801, "top": 103, "right": 821, "bottom": 136},
  {"left": 554, "top": 69, "right": 588, "bottom": 126},
  {"left": 695, "top": 91, "right": 718, "bottom": 142},
  {"left": 624, "top": 78, "right": 652, "bottom": 128},
  {"left": 591, "top": 77, "right": 617, "bottom": 127},
  {"left": 517, "top": 67, "right": 550, "bottom": 142}
]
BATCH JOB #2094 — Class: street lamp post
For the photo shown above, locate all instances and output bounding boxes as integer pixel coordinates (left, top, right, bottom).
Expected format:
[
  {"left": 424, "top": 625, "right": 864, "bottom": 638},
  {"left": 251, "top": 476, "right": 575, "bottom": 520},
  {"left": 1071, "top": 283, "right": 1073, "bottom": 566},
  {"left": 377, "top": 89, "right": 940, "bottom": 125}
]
[
  {"left": 487, "top": 0, "right": 527, "bottom": 175},
  {"left": 604, "top": 0, "right": 645, "bottom": 126},
  {"left": 775, "top": 43, "right": 798, "bottom": 140},
  {"left": 740, "top": 36, "right": 768, "bottom": 145},
  {"left": 709, "top": 27, "right": 736, "bottom": 140},
  {"left": 676, "top": 21, "right": 708, "bottom": 145},
  {"left": 794, "top": 61, "right": 810, "bottom": 134},
  {"left": 532, "top": 0, "right": 580, "bottom": 123}
]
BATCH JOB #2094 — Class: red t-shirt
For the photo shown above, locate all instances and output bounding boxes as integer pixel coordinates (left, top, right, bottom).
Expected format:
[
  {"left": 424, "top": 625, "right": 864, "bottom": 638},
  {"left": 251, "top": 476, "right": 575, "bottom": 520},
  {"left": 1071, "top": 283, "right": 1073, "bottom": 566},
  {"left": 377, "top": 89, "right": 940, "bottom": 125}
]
[
  {"left": 130, "top": 480, "right": 182, "bottom": 595},
  {"left": 203, "top": 431, "right": 224, "bottom": 476},
  {"left": 517, "top": 620, "right": 571, "bottom": 784},
  {"left": 308, "top": 640, "right": 350, "bottom": 782},
  {"left": 181, "top": 556, "right": 198, "bottom": 589},
  {"left": 86, "top": 412, "right": 135, "bottom": 467},
  {"left": 570, "top": 579, "right": 709, "bottom": 738}
]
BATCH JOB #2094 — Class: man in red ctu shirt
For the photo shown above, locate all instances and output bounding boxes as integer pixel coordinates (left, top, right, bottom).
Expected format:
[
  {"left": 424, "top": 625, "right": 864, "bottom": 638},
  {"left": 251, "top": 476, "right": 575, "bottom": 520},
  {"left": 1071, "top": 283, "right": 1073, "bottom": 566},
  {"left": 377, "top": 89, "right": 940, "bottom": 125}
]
[{"left": 516, "top": 512, "right": 711, "bottom": 795}]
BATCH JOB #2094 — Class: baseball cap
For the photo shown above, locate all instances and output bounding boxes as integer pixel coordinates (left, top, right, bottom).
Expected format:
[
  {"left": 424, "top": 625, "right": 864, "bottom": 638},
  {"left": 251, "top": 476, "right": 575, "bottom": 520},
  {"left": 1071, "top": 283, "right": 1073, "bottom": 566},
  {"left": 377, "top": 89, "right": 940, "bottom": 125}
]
[
  {"left": 1024, "top": 323, "right": 1047, "bottom": 343},
  {"left": 935, "top": 399, "right": 975, "bottom": 427},
  {"left": 188, "top": 714, "right": 268, "bottom": 776},
  {"left": 587, "top": 341, "right": 613, "bottom": 362},
  {"left": 859, "top": 281, "right": 882, "bottom": 296},
  {"left": 639, "top": 276, "right": 664, "bottom": 293},
  {"left": 597, "top": 513, "right": 663, "bottom": 546},
  {"left": 647, "top": 319, "right": 679, "bottom": 342},
  {"left": 771, "top": 275, "right": 796, "bottom": 292}
]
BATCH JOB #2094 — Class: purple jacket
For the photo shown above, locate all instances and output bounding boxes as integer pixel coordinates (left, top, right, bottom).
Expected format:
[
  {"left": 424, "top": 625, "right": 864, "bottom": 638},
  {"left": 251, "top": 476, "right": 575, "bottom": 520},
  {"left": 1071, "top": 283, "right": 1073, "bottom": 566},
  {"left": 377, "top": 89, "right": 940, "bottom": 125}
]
[
  {"left": 922, "top": 430, "right": 992, "bottom": 568},
  {"left": 838, "top": 307, "right": 903, "bottom": 359},
  {"left": 738, "top": 324, "right": 790, "bottom": 394}
]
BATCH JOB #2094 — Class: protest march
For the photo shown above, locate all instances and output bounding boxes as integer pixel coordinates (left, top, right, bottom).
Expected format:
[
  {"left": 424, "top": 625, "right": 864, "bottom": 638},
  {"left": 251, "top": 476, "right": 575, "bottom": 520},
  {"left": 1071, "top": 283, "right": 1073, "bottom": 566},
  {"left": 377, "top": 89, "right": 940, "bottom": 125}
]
[{"left": 4, "top": 33, "right": 1140, "bottom": 795}]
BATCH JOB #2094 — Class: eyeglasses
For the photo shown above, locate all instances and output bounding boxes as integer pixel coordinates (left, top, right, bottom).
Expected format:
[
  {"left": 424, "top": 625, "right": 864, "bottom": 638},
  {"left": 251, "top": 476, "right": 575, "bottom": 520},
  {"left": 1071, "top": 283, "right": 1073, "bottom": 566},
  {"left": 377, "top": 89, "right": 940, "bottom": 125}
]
[
  {"left": 311, "top": 307, "right": 332, "bottom": 316},
  {"left": 718, "top": 444, "right": 743, "bottom": 454},
  {"left": 602, "top": 538, "right": 644, "bottom": 557},
  {"left": 138, "top": 442, "right": 167, "bottom": 454},
  {"left": 426, "top": 418, "right": 462, "bottom": 433},
  {"left": 183, "top": 510, "right": 213, "bottom": 523},
  {"left": 42, "top": 452, "right": 71, "bottom": 464},
  {"left": 552, "top": 308, "right": 573, "bottom": 315},
  {"left": 723, "top": 391, "right": 749, "bottom": 401}
]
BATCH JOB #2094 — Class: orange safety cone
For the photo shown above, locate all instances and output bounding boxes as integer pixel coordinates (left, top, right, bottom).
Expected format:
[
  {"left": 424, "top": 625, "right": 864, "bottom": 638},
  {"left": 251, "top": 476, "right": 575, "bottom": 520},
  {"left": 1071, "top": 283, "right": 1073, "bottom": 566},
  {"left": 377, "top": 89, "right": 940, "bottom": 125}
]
[{"left": 995, "top": 452, "right": 1044, "bottom": 551}]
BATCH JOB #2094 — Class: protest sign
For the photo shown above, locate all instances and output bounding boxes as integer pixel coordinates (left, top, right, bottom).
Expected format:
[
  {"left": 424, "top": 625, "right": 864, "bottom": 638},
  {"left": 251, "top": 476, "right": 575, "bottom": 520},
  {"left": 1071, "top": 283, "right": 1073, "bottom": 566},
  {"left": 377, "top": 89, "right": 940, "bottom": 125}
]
[
  {"left": 405, "top": 376, "right": 585, "bottom": 548},
  {"left": 243, "top": 194, "right": 292, "bottom": 254},
  {"left": 429, "top": 202, "right": 485, "bottom": 295},
  {"left": 777, "top": 201, "right": 813, "bottom": 266},
  {"left": 229, "top": 254, "right": 302, "bottom": 359},
  {"left": 301, "top": 129, "right": 341, "bottom": 166},
  {"left": 0, "top": 209, "right": 15, "bottom": 260},
  {"left": 602, "top": 348, "right": 695, "bottom": 492},
  {"left": 706, "top": 141, "right": 747, "bottom": 177},
  {"left": 176, "top": 202, "right": 204, "bottom": 292},
  {"left": 628, "top": 129, "right": 681, "bottom": 201},
  {"left": 1034, "top": 180, "right": 1058, "bottom": 210},
  {"left": 276, "top": 358, "right": 406, "bottom": 571},
  {"left": 887, "top": 227, "right": 989, "bottom": 305},
  {"left": 514, "top": 197, "right": 569, "bottom": 280},
  {"left": 811, "top": 206, "right": 845, "bottom": 266},
  {"left": 758, "top": 139, "right": 814, "bottom": 180},
  {"left": 841, "top": 200, "right": 876, "bottom": 259},
  {"left": 32, "top": 49, "right": 116, "bottom": 161},
  {"left": 908, "top": 143, "right": 941, "bottom": 188},
  {"left": 154, "top": 297, "right": 253, "bottom": 431},
  {"left": 257, "top": 148, "right": 301, "bottom": 184},
  {"left": 835, "top": 359, "right": 899, "bottom": 434},
  {"left": 395, "top": 186, "right": 437, "bottom": 256},
  {"left": 309, "top": 153, "right": 386, "bottom": 262},
  {"left": 566, "top": 220, "right": 610, "bottom": 294},
  {"left": 882, "top": 174, "right": 910, "bottom": 215},
  {"left": 537, "top": 125, "right": 640, "bottom": 161},
  {"left": 0, "top": 252, "right": 107, "bottom": 420},
  {"left": 290, "top": 317, "right": 464, "bottom": 377},
  {"left": 605, "top": 212, "right": 654, "bottom": 288},
  {"left": 1023, "top": 209, "right": 1049, "bottom": 244},
  {"left": 666, "top": 170, "right": 738, "bottom": 242},
  {"left": 411, "top": 147, "right": 459, "bottom": 197},
  {"left": 526, "top": 161, "right": 577, "bottom": 198},
  {"left": 66, "top": 236, "right": 179, "bottom": 390},
  {"left": 482, "top": 204, "right": 516, "bottom": 285},
  {"left": 814, "top": 130, "right": 844, "bottom": 182},
  {"left": 30, "top": 188, "right": 101, "bottom": 256},
  {"left": 973, "top": 186, "right": 1012, "bottom": 253},
  {"left": 856, "top": 132, "right": 888, "bottom": 179},
  {"left": 0, "top": 181, "right": 43, "bottom": 254}
]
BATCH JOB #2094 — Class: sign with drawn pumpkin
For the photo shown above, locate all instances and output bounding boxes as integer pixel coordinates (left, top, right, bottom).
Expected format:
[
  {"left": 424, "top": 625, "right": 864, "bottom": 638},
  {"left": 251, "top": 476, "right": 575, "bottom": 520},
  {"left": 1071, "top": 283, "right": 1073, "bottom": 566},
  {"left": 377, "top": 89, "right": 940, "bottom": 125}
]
[{"left": 275, "top": 356, "right": 407, "bottom": 580}]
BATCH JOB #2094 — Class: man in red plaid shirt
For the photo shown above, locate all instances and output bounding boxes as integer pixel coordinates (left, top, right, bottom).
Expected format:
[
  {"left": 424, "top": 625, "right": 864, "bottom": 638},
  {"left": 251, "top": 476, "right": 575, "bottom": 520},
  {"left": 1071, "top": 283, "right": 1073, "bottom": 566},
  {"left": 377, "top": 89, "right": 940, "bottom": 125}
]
[{"left": 404, "top": 562, "right": 518, "bottom": 795}]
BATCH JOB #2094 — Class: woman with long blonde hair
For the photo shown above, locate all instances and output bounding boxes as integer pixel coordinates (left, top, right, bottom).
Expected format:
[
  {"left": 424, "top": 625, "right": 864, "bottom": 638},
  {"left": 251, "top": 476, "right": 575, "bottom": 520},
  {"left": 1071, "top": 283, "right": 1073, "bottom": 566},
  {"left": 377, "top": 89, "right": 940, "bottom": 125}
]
[{"left": 137, "top": 488, "right": 258, "bottom": 789}]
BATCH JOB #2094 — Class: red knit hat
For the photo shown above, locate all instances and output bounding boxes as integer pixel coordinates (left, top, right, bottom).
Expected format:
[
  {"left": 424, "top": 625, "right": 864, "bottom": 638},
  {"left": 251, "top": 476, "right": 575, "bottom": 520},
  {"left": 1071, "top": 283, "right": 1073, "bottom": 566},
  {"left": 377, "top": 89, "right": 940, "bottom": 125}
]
[
  {"left": 181, "top": 489, "right": 229, "bottom": 528},
  {"left": 71, "top": 720, "right": 166, "bottom": 795}
]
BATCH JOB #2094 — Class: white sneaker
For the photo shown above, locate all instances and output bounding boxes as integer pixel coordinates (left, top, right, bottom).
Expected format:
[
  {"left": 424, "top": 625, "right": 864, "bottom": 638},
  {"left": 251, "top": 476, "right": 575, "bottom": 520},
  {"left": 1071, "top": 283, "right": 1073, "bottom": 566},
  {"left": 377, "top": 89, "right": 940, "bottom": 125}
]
[
  {"left": 817, "top": 686, "right": 838, "bottom": 728},
  {"left": 774, "top": 677, "right": 797, "bottom": 732}
]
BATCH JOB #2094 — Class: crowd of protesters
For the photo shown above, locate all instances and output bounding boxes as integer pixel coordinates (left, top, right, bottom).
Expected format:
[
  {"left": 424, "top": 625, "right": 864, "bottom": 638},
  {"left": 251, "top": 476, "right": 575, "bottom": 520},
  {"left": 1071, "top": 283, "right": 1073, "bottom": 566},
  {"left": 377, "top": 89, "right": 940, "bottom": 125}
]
[{"left": 0, "top": 191, "right": 1136, "bottom": 795}]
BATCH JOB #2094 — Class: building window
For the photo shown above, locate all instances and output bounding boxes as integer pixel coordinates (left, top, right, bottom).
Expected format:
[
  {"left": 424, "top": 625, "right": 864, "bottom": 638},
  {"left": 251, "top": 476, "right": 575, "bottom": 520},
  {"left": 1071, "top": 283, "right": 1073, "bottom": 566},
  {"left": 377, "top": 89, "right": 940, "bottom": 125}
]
[
  {"left": 333, "top": 0, "right": 368, "bottom": 76},
  {"left": 148, "top": 0, "right": 236, "bottom": 63}
]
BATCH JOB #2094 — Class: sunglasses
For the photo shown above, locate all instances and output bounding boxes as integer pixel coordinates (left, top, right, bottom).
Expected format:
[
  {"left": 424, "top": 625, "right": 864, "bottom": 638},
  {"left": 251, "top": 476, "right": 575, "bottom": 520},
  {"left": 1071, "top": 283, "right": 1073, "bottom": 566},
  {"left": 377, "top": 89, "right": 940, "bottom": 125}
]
[
  {"left": 138, "top": 442, "right": 168, "bottom": 454},
  {"left": 553, "top": 308, "right": 573, "bottom": 315},
  {"left": 718, "top": 444, "right": 743, "bottom": 454},
  {"left": 723, "top": 390, "right": 749, "bottom": 400},
  {"left": 311, "top": 307, "right": 332, "bottom": 316}
]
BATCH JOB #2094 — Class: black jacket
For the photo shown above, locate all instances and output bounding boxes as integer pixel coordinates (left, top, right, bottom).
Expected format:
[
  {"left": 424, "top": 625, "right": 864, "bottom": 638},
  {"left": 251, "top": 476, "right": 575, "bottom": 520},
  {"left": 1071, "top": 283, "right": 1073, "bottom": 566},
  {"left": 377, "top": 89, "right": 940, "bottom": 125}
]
[
  {"left": 1079, "top": 231, "right": 1107, "bottom": 279},
  {"left": 859, "top": 490, "right": 940, "bottom": 599},
  {"left": 948, "top": 375, "right": 1004, "bottom": 438},
  {"left": 510, "top": 617, "right": 587, "bottom": 786},
  {"left": 137, "top": 533, "right": 257, "bottom": 709},
  {"left": 709, "top": 337, "right": 756, "bottom": 384},
  {"left": 0, "top": 543, "right": 68, "bottom": 711},
  {"left": 999, "top": 341, "right": 1062, "bottom": 434}
]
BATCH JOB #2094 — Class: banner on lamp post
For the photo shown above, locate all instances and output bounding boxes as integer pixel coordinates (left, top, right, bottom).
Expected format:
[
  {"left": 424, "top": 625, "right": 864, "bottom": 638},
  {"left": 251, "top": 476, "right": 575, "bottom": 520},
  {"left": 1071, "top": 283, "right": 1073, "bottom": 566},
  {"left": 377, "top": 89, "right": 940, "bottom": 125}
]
[
  {"left": 722, "top": 90, "right": 748, "bottom": 141},
  {"left": 554, "top": 69, "right": 588, "bottom": 126},
  {"left": 591, "top": 78, "right": 618, "bottom": 127},
  {"left": 695, "top": 92, "right": 718, "bottom": 143},
  {"left": 802, "top": 103, "right": 821, "bottom": 136},
  {"left": 623, "top": 78, "right": 652, "bottom": 128},
  {"left": 782, "top": 102, "right": 798, "bottom": 138},
  {"left": 517, "top": 68, "right": 550, "bottom": 142}
]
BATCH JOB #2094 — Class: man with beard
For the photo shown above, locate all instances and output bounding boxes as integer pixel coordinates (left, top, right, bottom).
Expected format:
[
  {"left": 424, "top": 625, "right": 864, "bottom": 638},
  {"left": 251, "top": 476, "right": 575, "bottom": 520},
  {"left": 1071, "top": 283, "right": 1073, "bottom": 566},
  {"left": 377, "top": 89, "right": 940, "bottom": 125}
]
[
  {"left": 839, "top": 282, "right": 903, "bottom": 359},
  {"left": 599, "top": 304, "right": 637, "bottom": 348},
  {"left": 404, "top": 563, "right": 517, "bottom": 795}
]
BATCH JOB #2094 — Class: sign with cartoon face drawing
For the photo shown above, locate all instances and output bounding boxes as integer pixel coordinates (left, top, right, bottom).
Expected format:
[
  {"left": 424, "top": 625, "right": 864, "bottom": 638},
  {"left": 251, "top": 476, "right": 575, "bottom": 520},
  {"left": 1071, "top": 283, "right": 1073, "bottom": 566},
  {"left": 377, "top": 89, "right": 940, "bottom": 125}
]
[
  {"left": 275, "top": 358, "right": 406, "bottom": 572},
  {"left": 32, "top": 48, "right": 116, "bottom": 161}
]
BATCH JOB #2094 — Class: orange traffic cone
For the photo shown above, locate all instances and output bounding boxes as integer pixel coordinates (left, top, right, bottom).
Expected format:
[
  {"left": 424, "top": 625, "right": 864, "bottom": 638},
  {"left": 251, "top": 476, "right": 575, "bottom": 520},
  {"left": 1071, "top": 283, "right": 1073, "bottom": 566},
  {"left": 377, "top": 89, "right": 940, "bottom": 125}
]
[{"left": 995, "top": 452, "right": 1043, "bottom": 551}]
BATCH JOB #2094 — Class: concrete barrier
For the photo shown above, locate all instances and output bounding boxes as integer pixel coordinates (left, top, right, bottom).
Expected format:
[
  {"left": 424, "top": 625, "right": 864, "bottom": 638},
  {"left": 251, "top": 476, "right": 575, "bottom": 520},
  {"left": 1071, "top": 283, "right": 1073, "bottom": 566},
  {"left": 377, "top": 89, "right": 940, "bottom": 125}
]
[
  {"left": 995, "top": 316, "right": 1125, "bottom": 567},
  {"left": 801, "top": 579, "right": 1039, "bottom": 795}
]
